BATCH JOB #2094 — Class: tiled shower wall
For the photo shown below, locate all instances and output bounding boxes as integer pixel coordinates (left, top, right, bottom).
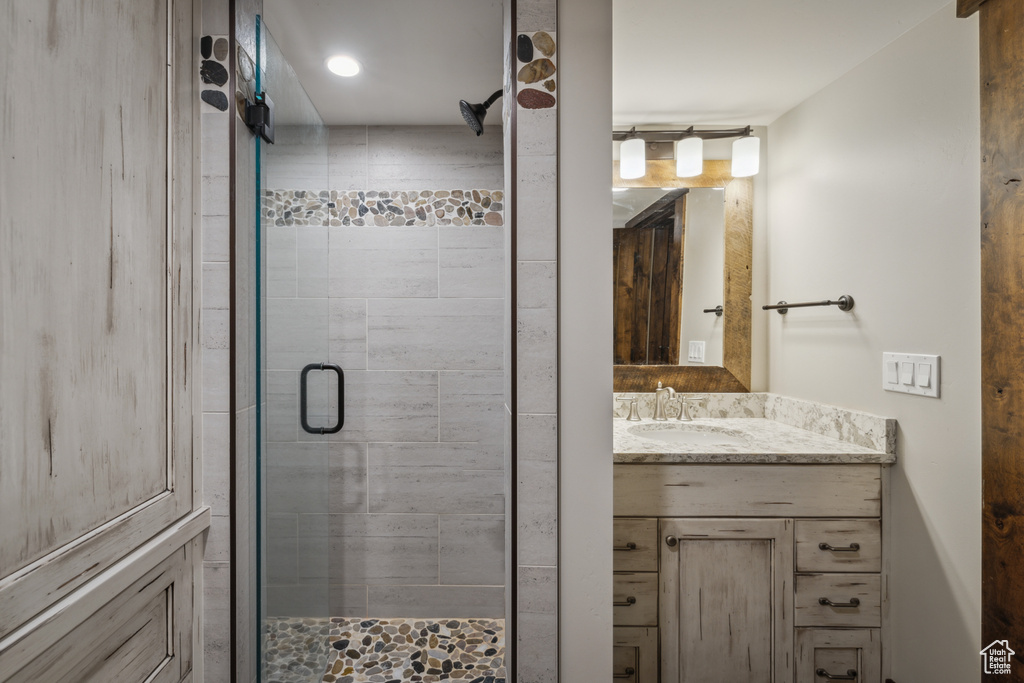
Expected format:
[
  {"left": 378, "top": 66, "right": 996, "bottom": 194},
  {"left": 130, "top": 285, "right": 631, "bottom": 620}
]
[
  {"left": 198, "top": 1, "right": 236, "bottom": 682},
  {"left": 506, "top": 3, "right": 561, "bottom": 681},
  {"left": 263, "top": 125, "right": 507, "bottom": 618},
  {"left": 200, "top": 0, "right": 260, "bottom": 680}
]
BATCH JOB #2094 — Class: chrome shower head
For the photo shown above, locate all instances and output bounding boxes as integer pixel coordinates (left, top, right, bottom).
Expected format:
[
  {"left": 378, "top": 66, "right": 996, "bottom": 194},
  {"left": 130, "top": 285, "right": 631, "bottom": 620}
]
[{"left": 459, "top": 89, "right": 503, "bottom": 136}]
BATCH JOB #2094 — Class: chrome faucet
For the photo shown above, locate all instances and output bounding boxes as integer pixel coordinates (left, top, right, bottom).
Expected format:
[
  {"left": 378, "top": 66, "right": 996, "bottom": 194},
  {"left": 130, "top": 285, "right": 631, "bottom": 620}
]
[
  {"left": 676, "top": 394, "right": 709, "bottom": 421},
  {"left": 653, "top": 382, "right": 676, "bottom": 421}
]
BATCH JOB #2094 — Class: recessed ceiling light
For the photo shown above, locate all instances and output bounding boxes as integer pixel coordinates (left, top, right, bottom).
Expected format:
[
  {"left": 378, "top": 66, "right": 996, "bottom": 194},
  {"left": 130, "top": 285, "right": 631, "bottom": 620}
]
[{"left": 326, "top": 55, "right": 361, "bottom": 77}]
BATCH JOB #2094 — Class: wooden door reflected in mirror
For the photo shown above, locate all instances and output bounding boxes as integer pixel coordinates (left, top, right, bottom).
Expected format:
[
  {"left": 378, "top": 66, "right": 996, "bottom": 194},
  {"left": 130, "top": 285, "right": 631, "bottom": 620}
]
[{"left": 613, "top": 190, "right": 685, "bottom": 364}]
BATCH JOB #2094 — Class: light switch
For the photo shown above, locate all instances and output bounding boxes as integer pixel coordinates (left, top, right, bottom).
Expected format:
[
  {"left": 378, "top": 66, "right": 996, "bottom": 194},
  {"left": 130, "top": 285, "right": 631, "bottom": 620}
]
[
  {"left": 688, "top": 341, "right": 705, "bottom": 363},
  {"left": 900, "top": 362, "right": 915, "bottom": 385},
  {"left": 917, "top": 363, "right": 931, "bottom": 388},
  {"left": 883, "top": 352, "right": 940, "bottom": 398},
  {"left": 885, "top": 361, "right": 899, "bottom": 384}
]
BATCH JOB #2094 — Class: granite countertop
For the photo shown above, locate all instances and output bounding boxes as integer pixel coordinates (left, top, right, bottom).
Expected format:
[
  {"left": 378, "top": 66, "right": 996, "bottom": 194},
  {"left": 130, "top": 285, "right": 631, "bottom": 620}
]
[{"left": 614, "top": 417, "right": 896, "bottom": 464}]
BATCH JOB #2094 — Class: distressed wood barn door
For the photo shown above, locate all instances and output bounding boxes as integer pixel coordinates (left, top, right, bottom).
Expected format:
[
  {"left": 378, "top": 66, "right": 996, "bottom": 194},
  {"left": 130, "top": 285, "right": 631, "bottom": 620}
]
[{"left": 0, "top": 0, "right": 207, "bottom": 680}]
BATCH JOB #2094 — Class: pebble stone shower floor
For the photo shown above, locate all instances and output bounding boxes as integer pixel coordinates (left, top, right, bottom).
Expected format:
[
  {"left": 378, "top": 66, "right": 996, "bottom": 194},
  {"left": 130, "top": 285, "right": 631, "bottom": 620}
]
[{"left": 262, "top": 616, "right": 506, "bottom": 683}]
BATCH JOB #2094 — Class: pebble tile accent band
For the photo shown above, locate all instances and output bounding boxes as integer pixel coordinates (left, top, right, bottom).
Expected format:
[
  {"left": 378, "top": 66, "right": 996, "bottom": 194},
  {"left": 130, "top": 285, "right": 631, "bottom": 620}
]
[
  {"left": 263, "top": 190, "right": 504, "bottom": 227},
  {"left": 262, "top": 616, "right": 506, "bottom": 683}
]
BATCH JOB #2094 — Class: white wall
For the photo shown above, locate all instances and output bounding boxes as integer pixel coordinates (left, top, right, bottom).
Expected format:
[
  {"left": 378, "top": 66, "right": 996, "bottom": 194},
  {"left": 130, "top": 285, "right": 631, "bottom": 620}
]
[
  {"left": 767, "top": 5, "right": 980, "bottom": 679},
  {"left": 559, "top": 0, "right": 615, "bottom": 679}
]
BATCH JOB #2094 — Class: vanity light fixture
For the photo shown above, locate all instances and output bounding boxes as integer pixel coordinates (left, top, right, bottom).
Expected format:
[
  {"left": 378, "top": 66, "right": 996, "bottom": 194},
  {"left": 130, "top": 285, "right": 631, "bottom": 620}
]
[
  {"left": 675, "top": 136, "right": 703, "bottom": 177},
  {"left": 731, "top": 135, "right": 760, "bottom": 177},
  {"left": 613, "top": 125, "right": 757, "bottom": 177},
  {"left": 326, "top": 54, "right": 361, "bottom": 77},
  {"left": 619, "top": 128, "right": 647, "bottom": 179}
]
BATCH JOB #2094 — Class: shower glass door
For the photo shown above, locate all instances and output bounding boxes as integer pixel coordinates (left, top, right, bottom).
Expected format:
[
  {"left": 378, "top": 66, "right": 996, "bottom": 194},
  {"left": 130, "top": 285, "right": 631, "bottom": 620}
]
[
  {"left": 257, "top": 17, "right": 334, "bottom": 683},
  {"left": 255, "top": 5, "right": 508, "bottom": 680}
]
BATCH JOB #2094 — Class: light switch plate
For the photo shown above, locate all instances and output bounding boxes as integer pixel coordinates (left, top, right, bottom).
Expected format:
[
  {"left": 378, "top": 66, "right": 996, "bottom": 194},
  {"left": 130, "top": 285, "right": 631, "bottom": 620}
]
[
  {"left": 688, "top": 341, "right": 705, "bottom": 363},
  {"left": 883, "top": 352, "right": 940, "bottom": 398}
]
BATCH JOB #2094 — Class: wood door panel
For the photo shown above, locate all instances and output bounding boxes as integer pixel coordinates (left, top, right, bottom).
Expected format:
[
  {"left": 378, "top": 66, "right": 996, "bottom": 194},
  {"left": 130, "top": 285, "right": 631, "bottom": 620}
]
[
  {"left": 660, "top": 518, "right": 794, "bottom": 683},
  {"left": 631, "top": 227, "right": 654, "bottom": 363},
  {"left": 614, "top": 227, "right": 638, "bottom": 364},
  {"left": 0, "top": 0, "right": 174, "bottom": 578},
  {"left": 0, "top": 0, "right": 197, "bottom": 642},
  {"left": 4, "top": 539, "right": 195, "bottom": 683},
  {"left": 678, "top": 538, "right": 772, "bottom": 679}
]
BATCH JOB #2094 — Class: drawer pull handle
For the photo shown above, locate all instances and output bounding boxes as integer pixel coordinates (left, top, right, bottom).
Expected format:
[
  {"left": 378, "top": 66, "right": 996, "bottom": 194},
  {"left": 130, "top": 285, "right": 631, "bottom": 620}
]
[
  {"left": 818, "top": 597, "right": 861, "bottom": 608},
  {"left": 613, "top": 667, "right": 636, "bottom": 679},
  {"left": 614, "top": 542, "right": 638, "bottom": 551},
  {"left": 665, "top": 535, "right": 678, "bottom": 547},
  {"left": 613, "top": 596, "right": 637, "bottom": 607},
  {"left": 816, "top": 668, "right": 858, "bottom": 680},
  {"left": 819, "top": 542, "right": 861, "bottom": 552}
]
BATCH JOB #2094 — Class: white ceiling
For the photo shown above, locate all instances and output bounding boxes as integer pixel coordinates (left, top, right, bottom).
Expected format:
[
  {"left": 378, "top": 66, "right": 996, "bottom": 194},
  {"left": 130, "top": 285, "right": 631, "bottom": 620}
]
[
  {"left": 613, "top": 0, "right": 953, "bottom": 126},
  {"left": 264, "top": 0, "right": 504, "bottom": 126},
  {"left": 264, "top": 0, "right": 953, "bottom": 128}
]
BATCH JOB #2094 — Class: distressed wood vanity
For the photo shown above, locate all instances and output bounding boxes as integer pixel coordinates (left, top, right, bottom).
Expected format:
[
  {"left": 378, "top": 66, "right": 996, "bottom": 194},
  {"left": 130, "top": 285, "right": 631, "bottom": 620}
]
[{"left": 611, "top": 394, "right": 896, "bottom": 683}]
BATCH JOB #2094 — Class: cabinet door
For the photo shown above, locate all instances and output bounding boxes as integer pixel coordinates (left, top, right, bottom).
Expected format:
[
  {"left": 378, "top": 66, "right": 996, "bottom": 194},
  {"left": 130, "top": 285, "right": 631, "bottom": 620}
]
[
  {"left": 660, "top": 518, "right": 793, "bottom": 683},
  {"left": 614, "top": 627, "right": 659, "bottom": 683}
]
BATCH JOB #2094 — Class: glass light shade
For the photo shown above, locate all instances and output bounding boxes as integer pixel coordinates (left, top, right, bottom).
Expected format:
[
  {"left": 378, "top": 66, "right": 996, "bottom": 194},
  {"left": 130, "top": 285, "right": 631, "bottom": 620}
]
[
  {"left": 620, "top": 137, "right": 647, "bottom": 179},
  {"left": 326, "top": 55, "right": 361, "bottom": 77},
  {"left": 731, "top": 136, "right": 760, "bottom": 177},
  {"left": 675, "top": 137, "right": 703, "bottom": 177}
]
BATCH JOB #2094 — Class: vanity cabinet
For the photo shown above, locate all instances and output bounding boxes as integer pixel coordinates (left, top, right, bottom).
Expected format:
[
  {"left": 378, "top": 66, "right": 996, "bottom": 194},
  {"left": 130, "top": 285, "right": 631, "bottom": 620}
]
[{"left": 614, "top": 463, "right": 890, "bottom": 683}]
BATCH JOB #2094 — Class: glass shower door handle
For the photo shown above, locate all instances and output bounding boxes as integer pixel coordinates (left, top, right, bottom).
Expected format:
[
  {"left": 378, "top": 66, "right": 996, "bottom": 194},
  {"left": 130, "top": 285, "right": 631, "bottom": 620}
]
[{"left": 300, "top": 362, "right": 345, "bottom": 434}]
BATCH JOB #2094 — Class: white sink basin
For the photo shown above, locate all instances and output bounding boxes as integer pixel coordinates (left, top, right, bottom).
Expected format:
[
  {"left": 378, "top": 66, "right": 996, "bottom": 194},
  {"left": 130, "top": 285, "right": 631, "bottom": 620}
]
[{"left": 627, "top": 423, "right": 751, "bottom": 447}]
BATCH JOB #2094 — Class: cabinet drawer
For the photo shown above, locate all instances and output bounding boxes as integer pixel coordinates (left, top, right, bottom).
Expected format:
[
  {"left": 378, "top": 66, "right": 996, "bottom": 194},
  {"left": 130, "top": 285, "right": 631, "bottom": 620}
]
[
  {"left": 613, "top": 627, "right": 658, "bottom": 683},
  {"left": 615, "top": 464, "right": 881, "bottom": 517},
  {"left": 795, "top": 574, "right": 881, "bottom": 628},
  {"left": 613, "top": 646, "right": 638, "bottom": 682},
  {"left": 795, "top": 629, "right": 881, "bottom": 683},
  {"left": 613, "top": 573, "right": 658, "bottom": 626},
  {"left": 614, "top": 518, "right": 658, "bottom": 572},
  {"left": 795, "top": 519, "right": 881, "bottom": 572}
]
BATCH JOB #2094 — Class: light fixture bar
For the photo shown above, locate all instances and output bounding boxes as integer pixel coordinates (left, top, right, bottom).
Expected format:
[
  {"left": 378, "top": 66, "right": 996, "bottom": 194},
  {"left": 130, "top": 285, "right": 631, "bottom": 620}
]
[{"left": 611, "top": 125, "right": 752, "bottom": 143}]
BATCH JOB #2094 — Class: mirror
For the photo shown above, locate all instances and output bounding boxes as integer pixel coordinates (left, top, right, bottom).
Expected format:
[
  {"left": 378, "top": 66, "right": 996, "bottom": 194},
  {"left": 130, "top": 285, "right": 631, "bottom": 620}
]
[
  {"left": 612, "top": 159, "right": 753, "bottom": 393},
  {"left": 613, "top": 187, "right": 725, "bottom": 366}
]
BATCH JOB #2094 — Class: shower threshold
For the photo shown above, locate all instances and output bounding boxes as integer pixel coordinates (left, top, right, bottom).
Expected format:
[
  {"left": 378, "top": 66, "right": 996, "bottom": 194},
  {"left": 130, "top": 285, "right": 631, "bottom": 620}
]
[{"left": 263, "top": 616, "right": 506, "bottom": 683}]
